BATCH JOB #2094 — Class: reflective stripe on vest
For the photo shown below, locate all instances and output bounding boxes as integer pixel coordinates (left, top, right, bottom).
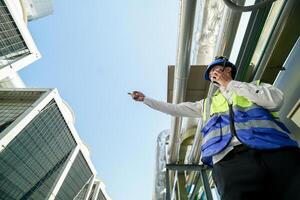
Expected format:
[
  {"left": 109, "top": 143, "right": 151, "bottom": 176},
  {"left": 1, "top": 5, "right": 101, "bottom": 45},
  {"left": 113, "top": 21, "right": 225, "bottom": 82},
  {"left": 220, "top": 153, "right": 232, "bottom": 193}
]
[{"left": 200, "top": 86, "right": 298, "bottom": 165}]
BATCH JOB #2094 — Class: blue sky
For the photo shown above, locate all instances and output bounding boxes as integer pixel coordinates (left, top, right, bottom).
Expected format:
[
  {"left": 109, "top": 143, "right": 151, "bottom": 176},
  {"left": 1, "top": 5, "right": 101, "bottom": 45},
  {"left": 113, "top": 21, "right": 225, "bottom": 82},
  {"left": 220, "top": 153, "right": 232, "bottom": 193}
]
[{"left": 20, "top": 0, "right": 179, "bottom": 199}]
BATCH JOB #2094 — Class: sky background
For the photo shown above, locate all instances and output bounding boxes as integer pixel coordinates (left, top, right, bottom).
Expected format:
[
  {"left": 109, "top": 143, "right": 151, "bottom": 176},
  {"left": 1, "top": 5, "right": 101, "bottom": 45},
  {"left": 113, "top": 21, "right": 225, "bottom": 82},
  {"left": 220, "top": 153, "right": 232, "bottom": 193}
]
[{"left": 20, "top": 0, "right": 179, "bottom": 199}]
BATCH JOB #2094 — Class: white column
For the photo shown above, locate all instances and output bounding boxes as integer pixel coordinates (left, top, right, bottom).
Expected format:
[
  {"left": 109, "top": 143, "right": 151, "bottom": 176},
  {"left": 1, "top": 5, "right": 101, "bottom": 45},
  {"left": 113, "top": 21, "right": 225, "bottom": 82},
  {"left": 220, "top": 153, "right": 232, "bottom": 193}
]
[
  {"left": 83, "top": 175, "right": 96, "bottom": 200},
  {"left": 91, "top": 180, "right": 101, "bottom": 200}
]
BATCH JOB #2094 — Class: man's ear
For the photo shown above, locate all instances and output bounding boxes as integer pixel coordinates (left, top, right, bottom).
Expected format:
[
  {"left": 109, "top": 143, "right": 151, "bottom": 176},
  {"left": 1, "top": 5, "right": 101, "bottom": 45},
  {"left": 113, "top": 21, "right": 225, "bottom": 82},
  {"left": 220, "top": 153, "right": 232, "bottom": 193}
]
[{"left": 225, "top": 66, "right": 232, "bottom": 73}]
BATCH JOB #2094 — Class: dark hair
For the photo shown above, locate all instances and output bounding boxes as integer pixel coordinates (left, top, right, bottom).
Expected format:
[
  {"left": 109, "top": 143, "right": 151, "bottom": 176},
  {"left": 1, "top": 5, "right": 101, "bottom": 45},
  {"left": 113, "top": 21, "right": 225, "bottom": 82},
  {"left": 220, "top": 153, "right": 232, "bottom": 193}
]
[
  {"left": 214, "top": 56, "right": 228, "bottom": 61},
  {"left": 215, "top": 56, "right": 236, "bottom": 78}
]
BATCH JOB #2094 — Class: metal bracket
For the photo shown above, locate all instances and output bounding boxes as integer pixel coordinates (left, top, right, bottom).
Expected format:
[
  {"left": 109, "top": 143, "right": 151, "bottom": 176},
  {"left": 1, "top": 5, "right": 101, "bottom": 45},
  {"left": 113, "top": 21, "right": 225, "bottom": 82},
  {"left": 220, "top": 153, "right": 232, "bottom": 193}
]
[{"left": 165, "top": 164, "right": 213, "bottom": 200}]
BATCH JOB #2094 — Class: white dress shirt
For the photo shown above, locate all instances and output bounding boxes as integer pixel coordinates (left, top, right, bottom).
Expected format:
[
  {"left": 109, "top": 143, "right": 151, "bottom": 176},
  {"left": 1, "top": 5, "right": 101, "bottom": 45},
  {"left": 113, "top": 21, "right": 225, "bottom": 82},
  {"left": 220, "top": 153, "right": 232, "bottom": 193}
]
[{"left": 143, "top": 80, "right": 284, "bottom": 164}]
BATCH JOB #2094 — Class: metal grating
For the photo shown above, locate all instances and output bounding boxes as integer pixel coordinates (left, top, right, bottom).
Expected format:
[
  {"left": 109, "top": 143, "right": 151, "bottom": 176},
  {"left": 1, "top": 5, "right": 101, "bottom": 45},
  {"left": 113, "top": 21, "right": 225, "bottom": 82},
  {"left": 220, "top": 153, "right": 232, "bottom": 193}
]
[
  {"left": 56, "top": 152, "right": 93, "bottom": 200},
  {"left": 0, "top": 90, "right": 44, "bottom": 101},
  {"left": 0, "top": 0, "right": 30, "bottom": 69},
  {"left": 0, "top": 100, "right": 77, "bottom": 199},
  {"left": 0, "top": 91, "right": 44, "bottom": 133},
  {"left": 21, "top": 150, "right": 72, "bottom": 200}
]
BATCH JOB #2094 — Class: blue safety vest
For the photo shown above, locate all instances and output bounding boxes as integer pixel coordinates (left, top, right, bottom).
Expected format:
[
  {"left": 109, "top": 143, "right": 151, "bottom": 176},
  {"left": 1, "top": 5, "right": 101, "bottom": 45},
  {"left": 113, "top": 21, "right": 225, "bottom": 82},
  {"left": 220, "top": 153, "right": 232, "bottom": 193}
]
[{"left": 200, "top": 86, "right": 298, "bottom": 165}]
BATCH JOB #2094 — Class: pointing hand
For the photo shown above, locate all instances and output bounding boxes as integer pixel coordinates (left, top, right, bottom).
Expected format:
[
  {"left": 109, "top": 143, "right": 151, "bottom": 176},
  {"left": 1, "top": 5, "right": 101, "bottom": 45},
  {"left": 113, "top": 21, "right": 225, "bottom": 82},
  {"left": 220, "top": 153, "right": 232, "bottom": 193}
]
[{"left": 128, "top": 91, "right": 145, "bottom": 102}]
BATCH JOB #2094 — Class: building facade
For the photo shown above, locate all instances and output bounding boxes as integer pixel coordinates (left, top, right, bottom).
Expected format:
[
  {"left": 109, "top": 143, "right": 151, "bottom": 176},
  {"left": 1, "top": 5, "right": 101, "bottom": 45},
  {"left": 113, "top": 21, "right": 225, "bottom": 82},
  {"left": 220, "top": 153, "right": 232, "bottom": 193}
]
[
  {"left": 87, "top": 179, "right": 112, "bottom": 200},
  {"left": 22, "top": 0, "right": 54, "bottom": 21},
  {"left": 0, "top": 88, "right": 97, "bottom": 199},
  {"left": 0, "top": 1, "right": 112, "bottom": 199},
  {"left": 0, "top": 0, "right": 41, "bottom": 83}
]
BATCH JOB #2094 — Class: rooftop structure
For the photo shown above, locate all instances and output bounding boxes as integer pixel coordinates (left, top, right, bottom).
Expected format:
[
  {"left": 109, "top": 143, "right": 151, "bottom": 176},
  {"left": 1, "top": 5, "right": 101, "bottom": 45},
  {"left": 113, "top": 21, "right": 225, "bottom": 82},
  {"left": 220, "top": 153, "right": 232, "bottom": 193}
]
[
  {"left": 0, "top": 88, "right": 96, "bottom": 199},
  {"left": 22, "top": 0, "right": 54, "bottom": 21},
  {"left": 0, "top": 0, "right": 41, "bottom": 84}
]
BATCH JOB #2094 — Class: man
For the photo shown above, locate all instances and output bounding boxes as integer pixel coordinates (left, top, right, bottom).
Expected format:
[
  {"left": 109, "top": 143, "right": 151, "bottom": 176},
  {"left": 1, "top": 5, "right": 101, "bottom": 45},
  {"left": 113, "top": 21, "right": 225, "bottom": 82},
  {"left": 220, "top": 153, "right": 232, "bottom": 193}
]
[{"left": 130, "top": 57, "right": 300, "bottom": 200}]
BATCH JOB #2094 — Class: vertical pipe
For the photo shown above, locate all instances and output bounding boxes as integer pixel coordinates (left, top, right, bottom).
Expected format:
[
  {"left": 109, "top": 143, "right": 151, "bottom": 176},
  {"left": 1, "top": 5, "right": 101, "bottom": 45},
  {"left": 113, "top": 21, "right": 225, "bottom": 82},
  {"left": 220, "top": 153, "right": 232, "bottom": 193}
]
[
  {"left": 207, "top": 0, "right": 245, "bottom": 97},
  {"left": 168, "top": 0, "right": 197, "bottom": 164},
  {"left": 166, "top": 169, "right": 171, "bottom": 200},
  {"left": 200, "top": 169, "right": 213, "bottom": 200},
  {"left": 253, "top": 0, "right": 296, "bottom": 80}
]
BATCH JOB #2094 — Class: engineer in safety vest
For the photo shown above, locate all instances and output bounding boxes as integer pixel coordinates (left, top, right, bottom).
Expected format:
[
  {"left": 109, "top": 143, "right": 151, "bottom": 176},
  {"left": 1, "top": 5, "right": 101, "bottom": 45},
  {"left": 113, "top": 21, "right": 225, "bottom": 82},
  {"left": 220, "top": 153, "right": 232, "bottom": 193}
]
[{"left": 130, "top": 56, "right": 300, "bottom": 200}]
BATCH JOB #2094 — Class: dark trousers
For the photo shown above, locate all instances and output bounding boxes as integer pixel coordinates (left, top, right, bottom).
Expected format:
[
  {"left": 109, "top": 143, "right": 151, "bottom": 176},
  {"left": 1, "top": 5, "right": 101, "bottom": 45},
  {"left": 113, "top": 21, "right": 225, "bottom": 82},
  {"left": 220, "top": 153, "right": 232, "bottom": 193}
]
[{"left": 212, "top": 146, "right": 300, "bottom": 200}]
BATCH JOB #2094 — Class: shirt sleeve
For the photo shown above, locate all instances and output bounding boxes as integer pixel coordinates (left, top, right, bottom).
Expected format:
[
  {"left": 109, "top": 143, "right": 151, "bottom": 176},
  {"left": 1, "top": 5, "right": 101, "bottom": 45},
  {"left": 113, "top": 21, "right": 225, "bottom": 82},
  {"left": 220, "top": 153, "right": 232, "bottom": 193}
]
[
  {"left": 143, "top": 97, "right": 203, "bottom": 118},
  {"left": 226, "top": 80, "right": 284, "bottom": 111}
]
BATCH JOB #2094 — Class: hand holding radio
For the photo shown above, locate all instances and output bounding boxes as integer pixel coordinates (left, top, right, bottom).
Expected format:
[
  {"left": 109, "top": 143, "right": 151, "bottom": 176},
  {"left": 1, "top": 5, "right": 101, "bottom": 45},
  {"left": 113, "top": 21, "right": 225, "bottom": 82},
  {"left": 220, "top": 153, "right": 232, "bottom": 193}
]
[{"left": 210, "top": 66, "right": 232, "bottom": 88}]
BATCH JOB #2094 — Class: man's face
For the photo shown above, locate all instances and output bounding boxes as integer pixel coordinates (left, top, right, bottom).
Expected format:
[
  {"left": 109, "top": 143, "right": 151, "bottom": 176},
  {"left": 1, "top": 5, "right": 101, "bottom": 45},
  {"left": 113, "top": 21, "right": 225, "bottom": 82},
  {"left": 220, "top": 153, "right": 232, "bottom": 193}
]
[
  {"left": 209, "top": 65, "right": 224, "bottom": 81},
  {"left": 208, "top": 65, "right": 233, "bottom": 87}
]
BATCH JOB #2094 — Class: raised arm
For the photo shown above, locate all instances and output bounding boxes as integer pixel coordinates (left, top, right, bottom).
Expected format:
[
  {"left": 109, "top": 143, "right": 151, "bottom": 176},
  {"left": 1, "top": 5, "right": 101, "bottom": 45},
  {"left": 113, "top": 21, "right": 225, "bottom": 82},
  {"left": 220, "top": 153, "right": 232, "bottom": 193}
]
[
  {"left": 227, "top": 80, "right": 284, "bottom": 111},
  {"left": 129, "top": 91, "right": 203, "bottom": 118}
]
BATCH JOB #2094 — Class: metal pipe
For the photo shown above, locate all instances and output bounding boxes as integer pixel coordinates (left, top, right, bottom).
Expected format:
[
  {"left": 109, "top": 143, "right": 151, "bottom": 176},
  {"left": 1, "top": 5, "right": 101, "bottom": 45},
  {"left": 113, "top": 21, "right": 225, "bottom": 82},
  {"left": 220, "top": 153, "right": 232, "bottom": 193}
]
[
  {"left": 214, "top": 0, "right": 245, "bottom": 58},
  {"left": 207, "top": 0, "right": 245, "bottom": 98},
  {"left": 168, "top": 0, "right": 197, "bottom": 164},
  {"left": 223, "top": 0, "right": 277, "bottom": 12},
  {"left": 183, "top": 0, "right": 226, "bottom": 164},
  {"left": 184, "top": 3, "right": 245, "bottom": 196},
  {"left": 0, "top": 72, "right": 26, "bottom": 88},
  {"left": 253, "top": 0, "right": 296, "bottom": 80},
  {"left": 153, "top": 130, "right": 169, "bottom": 200},
  {"left": 188, "top": 172, "right": 201, "bottom": 200},
  {"left": 19, "top": 0, "right": 28, "bottom": 23},
  {"left": 166, "top": 168, "right": 171, "bottom": 200},
  {"left": 187, "top": 119, "right": 202, "bottom": 164},
  {"left": 191, "top": 0, "right": 221, "bottom": 66},
  {"left": 235, "top": 0, "right": 273, "bottom": 81},
  {"left": 200, "top": 169, "right": 213, "bottom": 200},
  {"left": 189, "top": 0, "right": 245, "bottom": 164}
]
